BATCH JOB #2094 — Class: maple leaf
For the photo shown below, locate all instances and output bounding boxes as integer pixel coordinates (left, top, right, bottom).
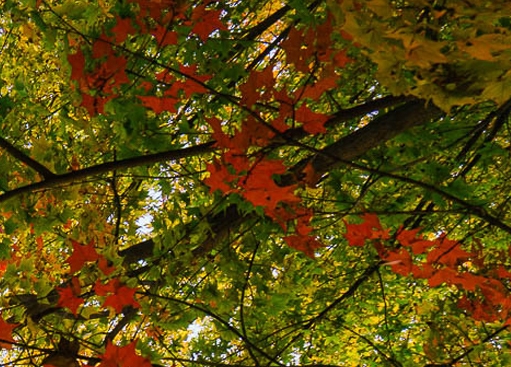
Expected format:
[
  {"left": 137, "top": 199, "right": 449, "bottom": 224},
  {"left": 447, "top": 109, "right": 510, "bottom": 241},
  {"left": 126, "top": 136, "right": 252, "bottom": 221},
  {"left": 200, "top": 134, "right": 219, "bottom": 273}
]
[
  {"left": 242, "top": 182, "right": 299, "bottom": 213},
  {"left": 383, "top": 248, "right": 412, "bottom": 276},
  {"left": 208, "top": 117, "right": 232, "bottom": 148},
  {"left": 241, "top": 159, "right": 300, "bottom": 212},
  {"left": 343, "top": 214, "right": 387, "bottom": 246},
  {"left": 151, "top": 25, "right": 178, "bottom": 47},
  {"left": 80, "top": 94, "right": 113, "bottom": 116},
  {"left": 426, "top": 239, "right": 471, "bottom": 267},
  {"left": 300, "top": 77, "right": 338, "bottom": 100},
  {"left": 0, "top": 315, "right": 19, "bottom": 350},
  {"left": 171, "top": 80, "right": 208, "bottom": 99},
  {"left": 111, "top": 17, "right": 136, "bottom": 44},
  {"left": 98, "top": 257, "right": 115, "bottom": 276},
  {"left": 240, "top": 67, "right": 275, "bottom": 106},
  {"left": 57, "top": 278, "right": 83, "bottom": 316},
  {"left": 428, "top": 267, "right": 456, "bottom": 288},
  {"left": 98, "top": 341, "right": 152, "bottom": 367},
  {"left": 281, "top": 27, "right": 315, "bottom": 73},
  {"left": 205, "top": 160, "right": 237, "bottom": 193},
  {"left": 190, "top": 6, "right": 226, "bottom": 42},
  {"left": 104, "top": 285, "right": 141, "bottom": 313},
  {"left": 94, "top": 278, "right": 118, "bottom": 296},
  {"left": 95, "top": 279, "right": 141, "bottom": 313},
  {"left": 137, "top": 96, "right": 178, "bottom": 114},
  {"left": 332, "top": 49, "right": 352, "bottom": 68},
  {"left": 92, "top": 38, "right": 112, "bottom": 59},
  {"left": 67, "top": 240, "right": 100, "bottom": 274},
  {"left": 68, "top": 50, "right": 85, "bottom": 82},
  {"left": 294, "top": 104, "right": 328, "bottom": 134},
  {"left": 284, "top": 234, "right": 322, "bottom": 258},
  {"left": 396, "top": 227, "right": 422, "bottom": 247}
]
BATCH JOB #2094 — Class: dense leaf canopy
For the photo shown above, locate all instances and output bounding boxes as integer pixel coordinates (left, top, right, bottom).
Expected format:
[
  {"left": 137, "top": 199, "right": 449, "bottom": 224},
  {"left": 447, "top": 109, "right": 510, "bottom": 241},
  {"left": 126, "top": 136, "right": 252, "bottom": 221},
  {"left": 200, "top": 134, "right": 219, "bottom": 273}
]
[{"left": 1, "top": 0, "right": 511, "bottom": 366}]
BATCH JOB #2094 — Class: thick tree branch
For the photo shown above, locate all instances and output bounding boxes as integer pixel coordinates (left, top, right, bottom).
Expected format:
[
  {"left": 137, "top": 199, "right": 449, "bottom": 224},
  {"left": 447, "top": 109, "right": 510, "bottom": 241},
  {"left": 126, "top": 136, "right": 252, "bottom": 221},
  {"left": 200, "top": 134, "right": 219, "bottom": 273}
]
[
  {"left": 120, "top": 99, "right": 440, "bottom": 266},
  {"left": 0, "top": 142, "right": 215, "bottom": 204},
  {"left": 0, "top": 135, "right": 55, "bottom": 178},
  {"left": 307, "top": 100, "right": 444, "bottom": 177}
]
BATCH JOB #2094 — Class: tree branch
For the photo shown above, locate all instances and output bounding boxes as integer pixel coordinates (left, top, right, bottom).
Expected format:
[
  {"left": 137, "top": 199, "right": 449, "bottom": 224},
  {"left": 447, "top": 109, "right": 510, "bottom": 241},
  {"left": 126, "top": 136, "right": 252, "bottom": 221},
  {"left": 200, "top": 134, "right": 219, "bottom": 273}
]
[
  {"left": 0, "top": 142, "right": 215, "bottom": 204},
  {"left": 0, "top": 135, "right": 55, "bottom": 179},
  {"left": 308, "top": 100, "right": 443, "bottom": 177},
  {"left": 119, "top": 98, "right": 439, "bottom": 266}
]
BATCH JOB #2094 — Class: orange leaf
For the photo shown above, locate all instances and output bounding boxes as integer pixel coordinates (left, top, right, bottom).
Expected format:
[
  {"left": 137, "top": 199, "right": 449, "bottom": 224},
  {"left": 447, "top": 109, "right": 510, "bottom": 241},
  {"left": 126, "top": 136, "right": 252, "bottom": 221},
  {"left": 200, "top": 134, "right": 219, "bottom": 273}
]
[
  {"left": 98, "top": 341, "right": 152, "bottom": 367},
  {"left": 343, "top": 213, "right": 385, "bottom": 246},
  {"left": 67, "top": 240, "right": 100, "bottom": 274}
]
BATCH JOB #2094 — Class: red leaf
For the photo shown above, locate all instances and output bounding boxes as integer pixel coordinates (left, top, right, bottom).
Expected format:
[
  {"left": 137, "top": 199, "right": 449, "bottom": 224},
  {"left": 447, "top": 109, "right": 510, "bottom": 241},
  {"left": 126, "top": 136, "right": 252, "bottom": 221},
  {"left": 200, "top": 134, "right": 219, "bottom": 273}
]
[
  {"left": 240, "top": 67, "right": 275, "bottom": 106},
  {"left": 383, "top": 248, "right": 412, "bottom": 276},
  {"left": 80, "top": 94, "right": 113, "bottom": 116},
  {"left": 205, "top": 160, "right": 237, "bottom": 193},
  {"left": 67, "top": 240, "right": 100, "bottom": 274},
  {"left": 111, "top": 17, "right": 136, "bottom": 44},
  {"left": 294, "top": 104, "right": 328, "bottom": 134},
  {"left": 92, "top": 38, "right": 113, "bottom": 59},
  {"left": 281, "top": 27, "right": 315, "bottom": 72},
  {"left": 208, "top": 117, "right": 231, "bottom": 148},
  {"left": 137, "top": 96, "right": 178, "bottom": 114},
  {"left": 332, "top": 49, "right": 352, "bottom": 68},
  {"left": 396, "top": 227, "right": 422, "bottom": 246},
  {"left": 68, "top": 50, "right": 85, "bottom": 82},
  {"left": 300, "top": 78, "right": 338, "bottom": 100},
  {"left": 241, "top": 160, "right": 300, "bottom": 212},
  {"left": 57, "top": 278, "right": 83, "bottom": 315},
  {"left": 98, "top": 257, "right": 115, "bottom": 276},
  {"left": 95, "top": 279, "right": 141, "bottom": 313},
  {"left": 428, "top": 267, "right": 456, "bottom": 287},
  {"left": 104, "top": 285, "right": 140, "bottom": 313},
  {"left": 191, "top": 6, "right": 226, "bottom": 41},
  {"left": 151, "top": 25, "right": 178, "bottom": 47},
  {"left": 98, "top": 341, "right": 152, "bottom": 367},
  {"left": 343, "top": 214, "right": 385, "bottom": 246},
  {"left": 94, "top": 278, "right": 118, "bottom": 296},
  {"left": 284, "top": 235, "right": 322, "bottom": 258},
  {"left": 426, "top": 239, "right": 471, "bottom": 267},
  {"left": 0, "top": 315, "right": 18, "bottom": 349}
]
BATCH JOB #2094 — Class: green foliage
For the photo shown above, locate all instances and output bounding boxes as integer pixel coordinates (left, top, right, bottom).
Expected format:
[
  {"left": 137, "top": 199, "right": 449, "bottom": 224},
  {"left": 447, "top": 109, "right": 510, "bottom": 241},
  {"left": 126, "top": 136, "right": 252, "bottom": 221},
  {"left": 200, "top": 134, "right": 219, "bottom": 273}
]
[{"left": 0, "top": 1, "right": 511, "bottom": 367}]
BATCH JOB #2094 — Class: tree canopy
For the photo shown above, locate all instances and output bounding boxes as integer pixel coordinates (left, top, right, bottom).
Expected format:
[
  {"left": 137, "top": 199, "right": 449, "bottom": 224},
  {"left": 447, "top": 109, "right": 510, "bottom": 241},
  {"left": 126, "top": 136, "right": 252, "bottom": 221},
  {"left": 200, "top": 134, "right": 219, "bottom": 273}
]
[{"left": 1, "top": 0, "right": 511, "bottom": 366}]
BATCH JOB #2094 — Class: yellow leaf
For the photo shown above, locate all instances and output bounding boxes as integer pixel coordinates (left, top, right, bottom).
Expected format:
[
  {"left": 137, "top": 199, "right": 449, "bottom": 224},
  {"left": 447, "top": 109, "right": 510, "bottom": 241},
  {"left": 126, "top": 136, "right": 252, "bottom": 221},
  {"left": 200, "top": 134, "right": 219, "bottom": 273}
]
[{"left": 457, "top": 34, "right": 511, "bottom": 61}]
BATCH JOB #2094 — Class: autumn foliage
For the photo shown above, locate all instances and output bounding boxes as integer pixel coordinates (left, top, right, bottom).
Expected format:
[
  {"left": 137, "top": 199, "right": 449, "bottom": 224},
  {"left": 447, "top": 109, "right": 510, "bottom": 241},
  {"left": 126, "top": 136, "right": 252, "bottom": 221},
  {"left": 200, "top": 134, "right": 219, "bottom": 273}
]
[{"left": 1, "top": 0, "right": 511, "bottom": 366}]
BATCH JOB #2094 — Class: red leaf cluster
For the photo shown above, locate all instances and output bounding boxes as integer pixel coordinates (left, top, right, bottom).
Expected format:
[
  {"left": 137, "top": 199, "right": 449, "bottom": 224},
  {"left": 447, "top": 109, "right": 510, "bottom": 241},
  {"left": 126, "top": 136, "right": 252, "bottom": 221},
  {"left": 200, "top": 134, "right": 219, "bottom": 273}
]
[
  {"left": 280, "top": 14, "right": 351, "bottom": 73},
  {"left": 97, "top": 341, "right": 152, "bottom": 367},
  {"left": 343, "top": 213, "right": 390, "bottom": 247},
  {"left": 345, "top": 214, "right": 511, "bottom": 324},
  {"left": 94, "top": 279, "right": 141, "bottom": 313},
  {"left": 68, "top": 36, "right": 130, "bottom": 115},
  {"left": 57, "top": 277, "right": 83, "bottom": 315}
]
